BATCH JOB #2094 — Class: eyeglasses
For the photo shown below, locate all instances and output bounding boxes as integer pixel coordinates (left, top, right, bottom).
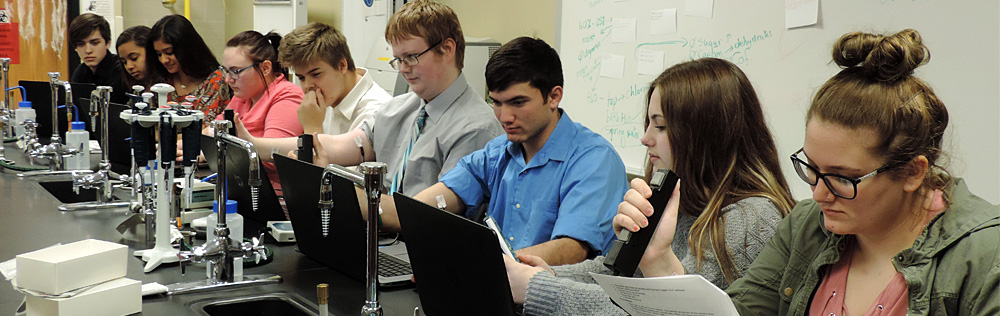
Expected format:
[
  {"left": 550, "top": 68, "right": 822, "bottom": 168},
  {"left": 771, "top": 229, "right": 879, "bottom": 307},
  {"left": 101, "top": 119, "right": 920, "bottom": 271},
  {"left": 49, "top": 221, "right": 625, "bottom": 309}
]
[
  {"left": 790, "top": 148, "right": 905, "bottom": 200},
  {"left": 388, "top": 41, "right": 442, "bottom": 70},
  {"left": 219, "top": 63, "right": 257, "bottom": 80}
]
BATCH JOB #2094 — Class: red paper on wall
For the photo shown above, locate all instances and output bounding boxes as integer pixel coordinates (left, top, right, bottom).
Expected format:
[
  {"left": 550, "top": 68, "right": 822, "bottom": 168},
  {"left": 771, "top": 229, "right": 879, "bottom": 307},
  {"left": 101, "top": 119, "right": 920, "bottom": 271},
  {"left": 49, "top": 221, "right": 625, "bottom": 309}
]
[{"left": 0, "top": 22, "right": 20, "bottom": 64}]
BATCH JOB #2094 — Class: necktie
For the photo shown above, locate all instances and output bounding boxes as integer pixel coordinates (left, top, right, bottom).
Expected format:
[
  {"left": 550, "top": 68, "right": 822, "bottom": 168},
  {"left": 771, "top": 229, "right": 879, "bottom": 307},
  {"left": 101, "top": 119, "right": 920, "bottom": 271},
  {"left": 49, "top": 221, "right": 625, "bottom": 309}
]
[{"left": 390, "top": 106, "right": 428, "bottom": 194}]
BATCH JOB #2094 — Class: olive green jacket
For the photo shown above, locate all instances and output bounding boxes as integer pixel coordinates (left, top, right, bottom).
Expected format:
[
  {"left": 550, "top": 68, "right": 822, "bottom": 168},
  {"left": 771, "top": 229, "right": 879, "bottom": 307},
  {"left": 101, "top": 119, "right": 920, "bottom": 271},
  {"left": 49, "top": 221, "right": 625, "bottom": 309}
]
[{"left": 727, "top": 179, "right": 1000, "bottom": 315}]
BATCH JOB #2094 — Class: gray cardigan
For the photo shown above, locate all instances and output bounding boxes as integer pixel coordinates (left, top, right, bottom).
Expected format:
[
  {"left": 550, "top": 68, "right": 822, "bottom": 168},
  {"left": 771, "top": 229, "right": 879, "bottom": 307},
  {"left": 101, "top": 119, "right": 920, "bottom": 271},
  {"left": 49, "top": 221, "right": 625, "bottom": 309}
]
[{"left": 523, "top": 197, "right": 782, "bottom": 316}]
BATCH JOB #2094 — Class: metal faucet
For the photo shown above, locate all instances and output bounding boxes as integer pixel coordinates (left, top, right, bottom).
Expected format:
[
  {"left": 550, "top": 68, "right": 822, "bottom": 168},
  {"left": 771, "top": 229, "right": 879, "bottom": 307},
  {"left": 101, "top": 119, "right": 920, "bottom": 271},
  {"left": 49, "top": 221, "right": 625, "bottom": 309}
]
[
  {"left": 60, "top": 86, "right": 130, "bottom": 211},
  {"left": 318, "top": 162, "right": 386, "bottom": 316},
  {"left": 0, "top": 58, "right": 11, "bottom": 164},
  {"left": 18, "top": 73, "right": 87, "bottom": 178},
  {"left": 168, "top": 119, "right": 278, "bottom": 295}
]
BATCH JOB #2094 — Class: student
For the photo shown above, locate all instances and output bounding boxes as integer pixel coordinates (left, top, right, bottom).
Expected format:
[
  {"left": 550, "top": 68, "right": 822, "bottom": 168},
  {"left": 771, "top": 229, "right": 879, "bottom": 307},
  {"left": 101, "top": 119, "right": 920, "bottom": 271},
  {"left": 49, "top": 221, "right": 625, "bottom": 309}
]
[
  {"left": 725, "top": 29, "right": 1000, "bottom": 315},
  {"left": 218, "top": 31, "right": 304, "bottom": 192},
  {"left": 229, "top": 22, "right": 390, "bottom": 156},
  {"left": 148, "top": 15, "right": 231, "bottom": 125},
  {"left": 68, "top": 13, "right": 127, "bottom": 103},
  {"left": 115, "top": 25, "right": 153, "bottom": 90},
  {"left": 504, "top": 57, "right": 795, "bottom": 315},
  {"left": 396, "top": 37, "right": 629, "bottom": 266},
  {"left": 240, "top": 0, "right": 502, "bottom": 196},
  {"left": 280, "top": 22, "right": 389, "bottom": 136}
]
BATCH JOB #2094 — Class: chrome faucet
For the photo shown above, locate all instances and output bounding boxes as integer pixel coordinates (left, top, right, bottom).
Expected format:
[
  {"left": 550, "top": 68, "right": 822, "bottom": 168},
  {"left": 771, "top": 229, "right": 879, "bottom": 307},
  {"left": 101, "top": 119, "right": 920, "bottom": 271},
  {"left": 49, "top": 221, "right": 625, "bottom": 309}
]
[
  {"left": 318, "top": 162, "right": 386, "bottom": 316},
  {"left": 18, "top": 73, "right": 87, "bottom": 178},
  {"left": 0, "top": 58, "right": 11, "bottom": 164},
  {"left": 168, "top": 119, "right": 277, "bottom": 295},
  {"left": 61, "top": 86, "right": 131, "bottom": 211}
]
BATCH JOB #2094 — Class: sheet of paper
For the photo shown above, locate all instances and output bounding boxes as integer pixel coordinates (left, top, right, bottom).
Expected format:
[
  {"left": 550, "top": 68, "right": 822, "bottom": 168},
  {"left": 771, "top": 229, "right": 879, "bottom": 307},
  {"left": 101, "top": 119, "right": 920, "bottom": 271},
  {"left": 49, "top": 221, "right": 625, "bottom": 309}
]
[
  {"left": 590, "top": 273, "right": 739, "bottom": 316},
  {"left": 785, "top": 0, "right": 819, "bottom": 29},
  {"left": 636, "top": 49, "right": 664, "bottom": 76},
  {"left": 684, "top": 0, "right": 714, "bottom": 18},
  {"left": 650, "top": 9, "right": 677, "bottom": 35},
  {"left": 600, "top": 54, "right": 625, "bottom": 79},
  {"left": 612, "top": 18, "right": 637, "bottom": 43}
]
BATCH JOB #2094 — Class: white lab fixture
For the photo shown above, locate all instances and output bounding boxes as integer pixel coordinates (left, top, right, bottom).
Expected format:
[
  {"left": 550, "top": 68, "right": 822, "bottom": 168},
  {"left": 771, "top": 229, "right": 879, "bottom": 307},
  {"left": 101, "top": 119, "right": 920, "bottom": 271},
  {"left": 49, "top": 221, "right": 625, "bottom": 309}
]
[{"left": 253, "top": 0, "right": 308, "bottom": 37}]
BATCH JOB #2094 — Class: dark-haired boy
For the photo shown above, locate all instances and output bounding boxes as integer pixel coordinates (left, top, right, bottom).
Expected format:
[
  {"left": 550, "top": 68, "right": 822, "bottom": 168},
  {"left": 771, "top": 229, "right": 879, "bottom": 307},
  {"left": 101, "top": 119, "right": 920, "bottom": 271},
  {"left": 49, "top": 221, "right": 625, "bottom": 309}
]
[
  {"left": 384, "top": 37, "right": 629, "bottom": 266},
  {"left": 69, "top": 13, "right": 126, "bottom": 103}
]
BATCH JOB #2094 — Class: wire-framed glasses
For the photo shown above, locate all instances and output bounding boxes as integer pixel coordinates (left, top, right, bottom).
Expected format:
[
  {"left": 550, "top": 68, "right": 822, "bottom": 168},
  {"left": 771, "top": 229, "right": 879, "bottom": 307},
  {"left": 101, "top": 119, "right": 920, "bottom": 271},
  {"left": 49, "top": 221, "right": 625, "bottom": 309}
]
[
  {"left": 388, "top": 41, "right": 442, "bottom": 70},
  {"left": 790, "top": 148, "right": 905, "bottom": 200}
]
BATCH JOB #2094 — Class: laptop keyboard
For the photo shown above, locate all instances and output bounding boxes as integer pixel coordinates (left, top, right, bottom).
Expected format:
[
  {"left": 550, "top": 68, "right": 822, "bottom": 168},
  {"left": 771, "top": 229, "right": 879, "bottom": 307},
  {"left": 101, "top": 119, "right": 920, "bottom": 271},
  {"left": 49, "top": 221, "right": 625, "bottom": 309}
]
[{"left": 378, "top": 252, "right": 413, "bottom": 277}]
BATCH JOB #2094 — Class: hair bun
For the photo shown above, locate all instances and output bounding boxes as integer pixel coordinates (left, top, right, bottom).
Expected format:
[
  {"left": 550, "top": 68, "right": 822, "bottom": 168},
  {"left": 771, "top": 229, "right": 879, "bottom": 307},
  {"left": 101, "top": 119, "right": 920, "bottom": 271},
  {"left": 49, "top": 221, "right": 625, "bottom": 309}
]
[{"left": 832, "top": 29, "right": 929, "bottom": 82}]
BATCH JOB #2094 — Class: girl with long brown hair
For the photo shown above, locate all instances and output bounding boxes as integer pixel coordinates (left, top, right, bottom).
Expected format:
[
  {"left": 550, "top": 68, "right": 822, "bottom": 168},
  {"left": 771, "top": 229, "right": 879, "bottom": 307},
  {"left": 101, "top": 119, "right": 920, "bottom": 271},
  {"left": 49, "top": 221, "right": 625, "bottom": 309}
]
[{"left": 505, "top": 57, "right": 795, "bottom": 315}]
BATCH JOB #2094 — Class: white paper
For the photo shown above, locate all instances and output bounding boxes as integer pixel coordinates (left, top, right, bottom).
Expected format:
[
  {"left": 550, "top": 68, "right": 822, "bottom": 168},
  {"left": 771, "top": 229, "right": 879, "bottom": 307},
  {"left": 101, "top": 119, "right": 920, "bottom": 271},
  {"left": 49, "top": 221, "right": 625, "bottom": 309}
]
[
  {"left": 612, "top": 18, "right": 637, "bottom": 43},
  {"left": 785, "top": 0, "right": 819, "bottom": 29},
  {"left": 79, "top": 0, "right": 114, "bottom": 19},
  {"left": 684, "top": 0, "right": 714, "bottom": 18},
  {"left": 636, "top": 49, "right": 664, "bottom": 76},
  {"left": 650, "top": 9, "right": 677, "bottom": 35},
  {"left": 590, "top": 273, "right": 739, "bottom": 316},
  {"left": 600, "top": 54, "right": 625, "bottom": 79}
]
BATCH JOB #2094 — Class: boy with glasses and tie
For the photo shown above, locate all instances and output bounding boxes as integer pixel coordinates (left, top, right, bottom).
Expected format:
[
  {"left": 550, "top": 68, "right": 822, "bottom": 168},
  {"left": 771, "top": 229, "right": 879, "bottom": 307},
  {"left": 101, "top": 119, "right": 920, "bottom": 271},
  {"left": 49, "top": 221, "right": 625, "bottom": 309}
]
[{"left": 236, "top": 0, "right": 501, "bottom": 197}]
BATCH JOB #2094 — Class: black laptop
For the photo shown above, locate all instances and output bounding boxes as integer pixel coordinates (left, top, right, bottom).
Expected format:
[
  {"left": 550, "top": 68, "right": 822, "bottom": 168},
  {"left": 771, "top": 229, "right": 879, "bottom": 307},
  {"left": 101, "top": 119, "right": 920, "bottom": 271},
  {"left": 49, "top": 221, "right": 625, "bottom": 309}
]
[
  {"left": 272, "top": 153, "right": 413, "bottom": 287},
  {"left": 200, "top": 134, "right": 286, "bottom": 224},
  {"left": 394, "top": 193, "right": 516, "bottom": 315}
]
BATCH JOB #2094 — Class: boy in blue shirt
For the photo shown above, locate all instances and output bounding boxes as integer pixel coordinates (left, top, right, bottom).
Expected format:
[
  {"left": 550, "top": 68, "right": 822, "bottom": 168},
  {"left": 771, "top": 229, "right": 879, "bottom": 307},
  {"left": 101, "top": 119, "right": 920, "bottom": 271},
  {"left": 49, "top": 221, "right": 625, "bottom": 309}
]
[{"left": 382, "top": 37, "right": 628, "bottom": 265}]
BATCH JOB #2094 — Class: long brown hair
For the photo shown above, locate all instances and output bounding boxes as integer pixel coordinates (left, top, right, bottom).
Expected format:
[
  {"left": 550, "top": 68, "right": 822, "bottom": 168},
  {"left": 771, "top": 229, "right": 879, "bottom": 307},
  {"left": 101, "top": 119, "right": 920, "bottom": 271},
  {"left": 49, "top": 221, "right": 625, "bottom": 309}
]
[
  {"left": 809, "top": 29, "right": 951, "bottom": 205},
  {"left": 646, "top": 58, "right": 795, "bottom": 283}
]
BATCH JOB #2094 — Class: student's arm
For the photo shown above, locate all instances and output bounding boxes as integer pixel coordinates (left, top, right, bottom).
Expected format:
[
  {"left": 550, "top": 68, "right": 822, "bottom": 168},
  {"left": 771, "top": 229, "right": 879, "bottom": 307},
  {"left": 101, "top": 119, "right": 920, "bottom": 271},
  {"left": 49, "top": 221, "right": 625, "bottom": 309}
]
[
  {"left": 354, "top": 182, "right": 464, "bottom": 232},
  {"left": 515, "top": 237, "right": 588, "bottom": 266},
  {"left": 233, "top": 111, "right": 374, "bottom": 164}
]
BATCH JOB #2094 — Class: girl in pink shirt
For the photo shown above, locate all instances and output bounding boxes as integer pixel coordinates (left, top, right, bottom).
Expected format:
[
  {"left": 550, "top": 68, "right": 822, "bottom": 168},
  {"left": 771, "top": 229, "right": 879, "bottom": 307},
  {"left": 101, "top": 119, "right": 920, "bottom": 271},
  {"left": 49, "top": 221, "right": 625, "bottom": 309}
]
[{"left": 219, "top": 31, "right": 305, "bottom": 193}]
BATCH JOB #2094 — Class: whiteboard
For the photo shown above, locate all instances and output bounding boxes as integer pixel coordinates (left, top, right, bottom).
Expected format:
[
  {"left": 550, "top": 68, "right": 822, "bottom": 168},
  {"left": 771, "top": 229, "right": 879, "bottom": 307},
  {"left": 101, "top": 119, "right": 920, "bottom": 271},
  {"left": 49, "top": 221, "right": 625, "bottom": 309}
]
[{"left": 557, "top": 0, "right": 999, "bottom": 203}]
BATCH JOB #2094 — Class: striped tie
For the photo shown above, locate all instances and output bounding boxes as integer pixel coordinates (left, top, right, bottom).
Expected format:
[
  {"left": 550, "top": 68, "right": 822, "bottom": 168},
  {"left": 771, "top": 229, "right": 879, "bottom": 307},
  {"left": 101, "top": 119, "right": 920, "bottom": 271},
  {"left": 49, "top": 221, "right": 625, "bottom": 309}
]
[{"left": 389, "top": 106, "right": 428, "bottom": 194}]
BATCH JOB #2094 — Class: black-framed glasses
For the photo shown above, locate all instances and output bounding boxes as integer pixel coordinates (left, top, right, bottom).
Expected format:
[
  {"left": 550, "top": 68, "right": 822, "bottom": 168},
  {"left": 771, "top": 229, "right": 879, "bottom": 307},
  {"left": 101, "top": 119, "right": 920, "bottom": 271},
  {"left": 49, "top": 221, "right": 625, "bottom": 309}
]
[
  {"left": 388, "top": 40, "right": 442, "bottom": 70},
  {"left": 219, "top": 63, "right": 257, "bottom": 80},
  {"left": 790, "top": 148, "right": 905, "bottom": 200}
]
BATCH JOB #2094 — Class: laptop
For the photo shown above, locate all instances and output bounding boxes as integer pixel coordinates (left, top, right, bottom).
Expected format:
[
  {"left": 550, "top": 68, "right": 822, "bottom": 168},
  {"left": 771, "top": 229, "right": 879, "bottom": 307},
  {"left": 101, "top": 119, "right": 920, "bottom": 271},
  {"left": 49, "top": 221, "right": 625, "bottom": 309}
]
[
  {"left": 20, "top": 80, "right": 131, "bottom": 174},
  {"left": 272, "top": 153, "right": 413, "bottom": 287},
  {"left": 394, "top": 193, "right": 516, "bottom": 316},
  {"left": 200, "top": 134, "right": 286, "bottom": 224}
]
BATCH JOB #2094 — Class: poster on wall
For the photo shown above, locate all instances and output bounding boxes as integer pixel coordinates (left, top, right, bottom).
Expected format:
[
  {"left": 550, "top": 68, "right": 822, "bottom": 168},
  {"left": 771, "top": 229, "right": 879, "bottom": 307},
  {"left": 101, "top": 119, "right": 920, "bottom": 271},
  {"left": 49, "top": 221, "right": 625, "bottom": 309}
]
[
  {"left": 0, "top": 22, "right": 20, "bottom": 64},
  {"left": 79, "top": 0, "right": 113, "bottom": 18}
]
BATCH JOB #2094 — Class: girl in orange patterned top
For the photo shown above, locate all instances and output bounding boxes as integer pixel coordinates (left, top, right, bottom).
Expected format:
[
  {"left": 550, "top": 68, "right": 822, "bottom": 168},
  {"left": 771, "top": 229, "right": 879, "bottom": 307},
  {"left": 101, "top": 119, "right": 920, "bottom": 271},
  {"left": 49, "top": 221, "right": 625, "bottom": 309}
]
[{"left": 147, "top": 15, "right": 232, "bottom": 127}]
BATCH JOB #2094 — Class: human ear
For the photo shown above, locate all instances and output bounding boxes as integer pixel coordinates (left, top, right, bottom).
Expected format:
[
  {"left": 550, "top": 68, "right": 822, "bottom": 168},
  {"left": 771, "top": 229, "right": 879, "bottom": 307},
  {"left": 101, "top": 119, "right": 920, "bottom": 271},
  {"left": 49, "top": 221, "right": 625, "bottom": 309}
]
[{"left": 902, "top": 155, "right": 929, "bottom": 192}]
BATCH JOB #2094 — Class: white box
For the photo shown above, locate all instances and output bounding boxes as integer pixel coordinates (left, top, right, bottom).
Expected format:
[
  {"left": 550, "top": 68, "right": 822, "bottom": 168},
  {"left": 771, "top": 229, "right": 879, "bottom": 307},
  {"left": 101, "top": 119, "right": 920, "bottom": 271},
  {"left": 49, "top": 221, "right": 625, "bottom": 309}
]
[
  {"left": 16, "top": 239, "right": 127, "bottom": 295},
  {"left": 26, "top": 278, "right": 141, "bottom": 316}
]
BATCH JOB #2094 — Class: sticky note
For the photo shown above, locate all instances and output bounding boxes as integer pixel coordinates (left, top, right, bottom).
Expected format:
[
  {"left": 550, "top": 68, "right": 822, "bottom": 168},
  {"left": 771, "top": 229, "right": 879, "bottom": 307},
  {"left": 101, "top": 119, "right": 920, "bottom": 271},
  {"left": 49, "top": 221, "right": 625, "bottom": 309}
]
[
  {"left": 685, "top": 0, "right": 713, "bottom": 18},
  {"left": 650, "top": 9, "right": 677, "bottom": 35},
  {"left": 636, "top": 49, "right": 665, "bottom": 76},
  {"left": 612, "top": 18, "right": 637, "bottom": 43},
  {"left": 601, "top": 54, "right": 625, "bottom": 79}
]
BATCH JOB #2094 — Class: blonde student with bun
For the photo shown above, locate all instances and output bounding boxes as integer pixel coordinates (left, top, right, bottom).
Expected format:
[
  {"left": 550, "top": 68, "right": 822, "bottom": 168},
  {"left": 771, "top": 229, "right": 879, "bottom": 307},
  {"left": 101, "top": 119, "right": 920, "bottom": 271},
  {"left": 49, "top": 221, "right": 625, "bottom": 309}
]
[{"left": 722, "top": 29, "right": 1000, "bottom": 315}]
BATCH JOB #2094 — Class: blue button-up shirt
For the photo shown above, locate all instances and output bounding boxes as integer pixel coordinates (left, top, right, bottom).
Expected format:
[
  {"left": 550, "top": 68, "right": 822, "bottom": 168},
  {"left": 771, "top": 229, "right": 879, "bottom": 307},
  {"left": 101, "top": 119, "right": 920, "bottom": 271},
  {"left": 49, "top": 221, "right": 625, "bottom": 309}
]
[{"left": 440, "top": 111, "right": 628, "bottom": 255}]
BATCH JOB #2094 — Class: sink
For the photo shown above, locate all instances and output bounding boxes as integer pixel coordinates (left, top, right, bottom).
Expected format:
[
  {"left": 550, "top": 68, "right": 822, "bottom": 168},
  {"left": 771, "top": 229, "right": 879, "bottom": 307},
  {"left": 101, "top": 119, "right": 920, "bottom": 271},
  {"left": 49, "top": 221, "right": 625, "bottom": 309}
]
[
  {"left": 189, "top": 292, "right": 320, "bottom": 316},
  {"left": 38, "top": 181, "right": 98, "bottom": 203}
]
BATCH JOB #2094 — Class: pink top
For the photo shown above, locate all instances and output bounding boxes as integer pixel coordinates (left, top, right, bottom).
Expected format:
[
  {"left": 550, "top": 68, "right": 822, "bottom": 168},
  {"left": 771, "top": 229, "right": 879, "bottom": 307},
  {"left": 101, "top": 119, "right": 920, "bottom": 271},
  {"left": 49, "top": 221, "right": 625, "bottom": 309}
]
[
  {"left": 218, "top": 74, "right": 304, "bottom": 193},
  {"left": 810, "top": 242, "right": 908, "bottom": 316}
]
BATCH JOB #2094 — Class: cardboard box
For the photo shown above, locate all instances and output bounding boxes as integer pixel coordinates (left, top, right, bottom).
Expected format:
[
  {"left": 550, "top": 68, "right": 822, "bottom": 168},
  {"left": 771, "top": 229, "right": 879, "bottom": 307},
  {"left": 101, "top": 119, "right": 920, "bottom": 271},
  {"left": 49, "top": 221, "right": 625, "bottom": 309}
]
[
  {"left": 16, "top": 239, "right": 127, "bottom": 295},
  {"left": 26, "top": 278, "right": 141, "bottom": 316}
]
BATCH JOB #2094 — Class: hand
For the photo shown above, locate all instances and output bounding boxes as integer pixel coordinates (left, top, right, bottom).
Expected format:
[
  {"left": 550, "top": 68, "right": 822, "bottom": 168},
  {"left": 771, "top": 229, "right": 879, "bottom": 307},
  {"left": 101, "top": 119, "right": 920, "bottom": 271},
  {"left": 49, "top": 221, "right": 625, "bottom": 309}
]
[
  {"left": 232, "top": 113, "right": 254, "bottom": 141},
  {"left": 504, "top": 254, "right": 553, "bottom": 305},
  {"left": 612, "top": 178, "right": 683, "bottom": 276},
  {"left": 298, "top": 89, "right": 327, "bottom": 134},
  {"left": 175, "top": 138, "right": 184, "bottom": 162},
  {"left": 311, "top": 133, "right": 329, "bottom": 167}
]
